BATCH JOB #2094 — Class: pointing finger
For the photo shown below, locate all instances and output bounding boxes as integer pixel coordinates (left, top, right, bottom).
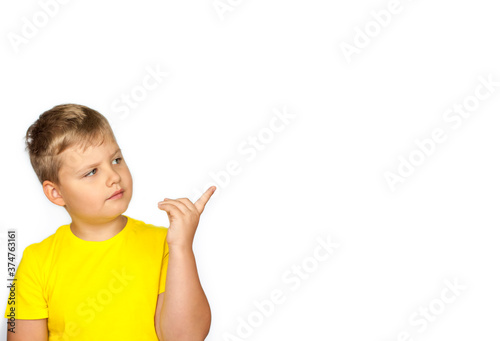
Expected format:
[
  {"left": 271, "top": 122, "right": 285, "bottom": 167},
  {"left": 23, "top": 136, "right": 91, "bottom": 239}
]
[{"left": 194, "top": 186, "right": 216, "bottom": 214}]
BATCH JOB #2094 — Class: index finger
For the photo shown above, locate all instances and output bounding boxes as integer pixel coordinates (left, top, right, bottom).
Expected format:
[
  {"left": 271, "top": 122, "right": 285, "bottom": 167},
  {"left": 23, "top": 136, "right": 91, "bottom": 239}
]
[{"left": 194, "top": 186, "right": 216, "bottom": 213}]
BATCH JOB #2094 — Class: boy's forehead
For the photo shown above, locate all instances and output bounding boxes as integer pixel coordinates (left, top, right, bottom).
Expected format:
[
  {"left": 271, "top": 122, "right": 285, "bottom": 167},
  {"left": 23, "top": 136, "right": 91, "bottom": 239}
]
[{"left": 59, "top": 140, "right": 120, "bottom": 173}]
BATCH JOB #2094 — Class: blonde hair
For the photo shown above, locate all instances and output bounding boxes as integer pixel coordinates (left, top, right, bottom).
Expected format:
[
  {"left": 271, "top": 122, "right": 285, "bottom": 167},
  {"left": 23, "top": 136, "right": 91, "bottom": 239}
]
[{"left": 25, "top": 104, "right": 116, "bottom": 186}]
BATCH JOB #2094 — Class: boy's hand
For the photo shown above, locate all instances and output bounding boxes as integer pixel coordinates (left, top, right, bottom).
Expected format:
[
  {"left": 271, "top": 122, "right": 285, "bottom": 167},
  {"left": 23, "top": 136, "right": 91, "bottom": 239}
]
[{"left": 157, "top": 186, "right": 216, "bottom": 249}]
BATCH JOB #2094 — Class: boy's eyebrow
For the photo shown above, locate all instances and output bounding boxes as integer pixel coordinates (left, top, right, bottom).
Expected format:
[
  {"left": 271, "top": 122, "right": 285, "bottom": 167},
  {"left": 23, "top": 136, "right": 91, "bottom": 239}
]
[{"left": 75, "top": 148, "right": 122, "bottom": 174}]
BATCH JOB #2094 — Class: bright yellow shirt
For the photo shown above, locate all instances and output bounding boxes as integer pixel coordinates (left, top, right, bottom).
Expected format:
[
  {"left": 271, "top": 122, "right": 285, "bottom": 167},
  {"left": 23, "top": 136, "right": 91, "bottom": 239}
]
[{"left": 4, "top": 215, "right": 169, "bottom": 340}]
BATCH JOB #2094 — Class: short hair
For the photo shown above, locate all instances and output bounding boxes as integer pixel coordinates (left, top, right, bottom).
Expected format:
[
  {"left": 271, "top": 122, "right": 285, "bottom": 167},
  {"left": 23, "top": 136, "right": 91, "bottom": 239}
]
[{"left": 25, "top": 104, "right": 117, "bottom": 186}]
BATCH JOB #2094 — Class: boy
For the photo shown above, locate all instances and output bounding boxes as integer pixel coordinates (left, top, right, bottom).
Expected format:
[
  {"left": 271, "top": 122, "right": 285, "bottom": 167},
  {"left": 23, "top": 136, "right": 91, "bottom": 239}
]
[{"left": 4, "top": 104, "right": 215, "bottom": 340}]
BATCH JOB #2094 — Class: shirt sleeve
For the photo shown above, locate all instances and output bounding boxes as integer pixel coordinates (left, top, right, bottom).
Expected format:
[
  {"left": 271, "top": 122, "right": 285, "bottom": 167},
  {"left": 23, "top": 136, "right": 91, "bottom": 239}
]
[
  {"left": 4, "top": 245, "right": 48, "bottom": 319},
  {"left": 158, "top": 230, "right": 169, "bottom": 295}
]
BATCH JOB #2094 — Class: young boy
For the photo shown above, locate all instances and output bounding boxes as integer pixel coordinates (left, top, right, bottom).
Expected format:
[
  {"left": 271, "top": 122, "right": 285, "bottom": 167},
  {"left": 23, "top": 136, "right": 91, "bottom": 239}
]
[{"left": 4, "top": 104, "right": 215, "bottom": 340}]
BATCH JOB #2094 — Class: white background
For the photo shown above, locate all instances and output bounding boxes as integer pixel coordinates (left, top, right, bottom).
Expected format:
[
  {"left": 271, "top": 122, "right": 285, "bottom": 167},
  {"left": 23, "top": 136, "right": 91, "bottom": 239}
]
[{"left": 1, "top": 0, "right": 499, "bottom": 340}]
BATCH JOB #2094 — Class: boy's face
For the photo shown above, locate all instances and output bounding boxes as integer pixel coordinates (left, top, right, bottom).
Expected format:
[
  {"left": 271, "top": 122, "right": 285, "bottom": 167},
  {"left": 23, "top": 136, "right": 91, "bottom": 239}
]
[{"left": 47, "top": 138, "right": 133, "bottom": 223}]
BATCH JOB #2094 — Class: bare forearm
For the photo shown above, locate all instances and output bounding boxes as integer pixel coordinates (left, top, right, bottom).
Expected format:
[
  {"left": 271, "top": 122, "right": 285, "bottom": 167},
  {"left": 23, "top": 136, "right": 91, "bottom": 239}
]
[{"left": 159, "top": 246, "right": 211, "bottom": 341}]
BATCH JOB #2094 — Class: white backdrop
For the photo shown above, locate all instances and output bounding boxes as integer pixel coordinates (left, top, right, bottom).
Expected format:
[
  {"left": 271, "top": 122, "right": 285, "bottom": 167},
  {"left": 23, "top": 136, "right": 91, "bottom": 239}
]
[{"left": 1, "top": 0, "right": 499, "bottom": 340}]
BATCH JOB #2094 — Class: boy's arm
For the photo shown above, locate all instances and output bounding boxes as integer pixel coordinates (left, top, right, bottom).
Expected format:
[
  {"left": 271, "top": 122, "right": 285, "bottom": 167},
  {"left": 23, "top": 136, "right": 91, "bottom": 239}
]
[
  {"left": 157, "top": 246, "right": 211, "bottom": 341},
  {"left": 156, "top": 186, "right": 215, "bottom": 341},
  {"left": 7, "top": 319, "right": 48, "bottom": 341}
]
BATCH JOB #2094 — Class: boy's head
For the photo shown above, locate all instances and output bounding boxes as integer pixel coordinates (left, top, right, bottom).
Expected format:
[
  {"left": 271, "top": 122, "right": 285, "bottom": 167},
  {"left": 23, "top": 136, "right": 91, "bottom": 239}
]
[{"left": 26, "top": 104, "right": 133, "bottom": 222}]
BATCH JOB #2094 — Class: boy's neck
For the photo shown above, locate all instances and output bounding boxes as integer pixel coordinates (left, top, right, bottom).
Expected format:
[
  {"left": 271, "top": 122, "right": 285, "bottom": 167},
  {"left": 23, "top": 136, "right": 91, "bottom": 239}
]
[{"left": 70, "top": 215, "right": 127, "bottom": 242}]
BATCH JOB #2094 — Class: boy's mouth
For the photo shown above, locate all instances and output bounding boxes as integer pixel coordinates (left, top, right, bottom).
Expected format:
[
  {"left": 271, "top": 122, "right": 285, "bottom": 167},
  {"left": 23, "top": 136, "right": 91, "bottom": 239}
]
[{"left": 107, "top": 189, "right": 124, "bottom": 200}]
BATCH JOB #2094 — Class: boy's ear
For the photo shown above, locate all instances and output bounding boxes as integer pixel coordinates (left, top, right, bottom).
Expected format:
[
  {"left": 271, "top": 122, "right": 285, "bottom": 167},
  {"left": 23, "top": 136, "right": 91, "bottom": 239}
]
[{"left": 43, "top": 180, "right": 66, "bottom": 206}]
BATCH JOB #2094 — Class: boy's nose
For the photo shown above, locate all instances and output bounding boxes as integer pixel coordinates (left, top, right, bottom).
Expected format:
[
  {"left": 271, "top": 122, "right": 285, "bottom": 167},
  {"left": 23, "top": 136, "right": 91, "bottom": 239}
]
[{"left": 106, "top": 168, "right": 121, "bottom": 186}]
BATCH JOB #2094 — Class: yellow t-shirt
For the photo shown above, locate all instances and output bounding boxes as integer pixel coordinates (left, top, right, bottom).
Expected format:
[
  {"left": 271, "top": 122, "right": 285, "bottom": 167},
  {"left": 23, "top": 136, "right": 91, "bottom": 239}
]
[{"left": 4, "top": 215, "right": 169, "bottom": 340}]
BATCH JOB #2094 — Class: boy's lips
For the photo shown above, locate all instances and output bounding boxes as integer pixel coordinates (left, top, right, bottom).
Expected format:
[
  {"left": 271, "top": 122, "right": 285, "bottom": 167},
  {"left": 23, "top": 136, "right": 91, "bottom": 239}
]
[{"left": 107, "top": 189, "right": 124, "bottom": 200}]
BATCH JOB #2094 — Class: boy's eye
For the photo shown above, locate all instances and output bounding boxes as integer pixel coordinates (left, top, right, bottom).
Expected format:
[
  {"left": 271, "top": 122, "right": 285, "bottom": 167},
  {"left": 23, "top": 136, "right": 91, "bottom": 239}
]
[
  {"left": 85, "top": 169, "right": 97, "bottom": 177},
  {"left": 84, "top": 158, "right": 123, "bottom": 177}
]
